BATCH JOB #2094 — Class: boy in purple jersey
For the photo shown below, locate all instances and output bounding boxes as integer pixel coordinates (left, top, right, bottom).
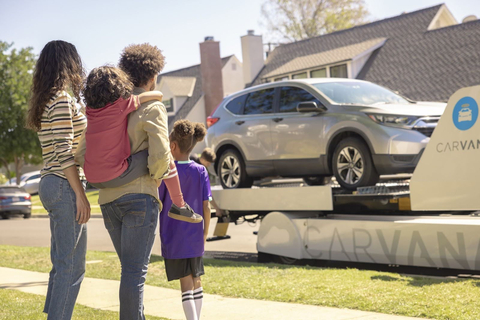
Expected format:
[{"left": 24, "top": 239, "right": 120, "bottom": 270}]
[{"left": 158, "top": 120, "right": 211, "bottom": 320}]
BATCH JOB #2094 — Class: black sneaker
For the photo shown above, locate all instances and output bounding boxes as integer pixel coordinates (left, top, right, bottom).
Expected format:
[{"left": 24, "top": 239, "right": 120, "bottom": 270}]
[{"left": 168, "top": 203, "right": 203, "bottom": 223}]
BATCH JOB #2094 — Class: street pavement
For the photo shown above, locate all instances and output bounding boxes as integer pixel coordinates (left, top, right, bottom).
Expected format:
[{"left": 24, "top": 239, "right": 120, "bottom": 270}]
[
  {"left": 0, "top": 267, "right": 428, "bottom": 320},
  {"left": 0, "top": 216, "right": 259, "bottom": 256}
]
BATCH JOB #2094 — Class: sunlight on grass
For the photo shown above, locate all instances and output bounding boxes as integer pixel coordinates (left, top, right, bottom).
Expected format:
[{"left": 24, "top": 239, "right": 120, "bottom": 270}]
[
  {"left": 1, "top": 245, "right": 480, "bottom": 320},
  {"left": 0, "top": 288, "right": 167, "bottom": 319}
]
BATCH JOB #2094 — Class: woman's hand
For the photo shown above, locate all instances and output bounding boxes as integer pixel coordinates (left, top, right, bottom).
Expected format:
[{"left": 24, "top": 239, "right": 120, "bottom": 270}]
[
  {"left": 76, "top": 191, "right": 91, "bottom": 224},
  {"left": 62, "top": 166, "right": 91, "bottom": 224}
]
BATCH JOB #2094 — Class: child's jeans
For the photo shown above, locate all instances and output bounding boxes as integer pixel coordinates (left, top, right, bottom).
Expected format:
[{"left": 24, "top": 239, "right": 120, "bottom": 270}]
[{"left": 90, "top": 149, "right": 149, "bottom": 189}]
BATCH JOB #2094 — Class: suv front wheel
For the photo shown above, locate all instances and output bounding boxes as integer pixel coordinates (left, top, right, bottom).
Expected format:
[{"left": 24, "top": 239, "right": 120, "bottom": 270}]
[
  {"left": 332, "top": 138, "right": 379, "bottom": 190},
  {"left": 217, "top": 149, "right": 253, "bottom": 189}
]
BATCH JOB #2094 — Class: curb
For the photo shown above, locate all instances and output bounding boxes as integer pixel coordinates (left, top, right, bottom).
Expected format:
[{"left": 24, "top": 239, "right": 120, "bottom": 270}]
[{"left": 32, "top": 214, "right": 103, "bottom": 219}]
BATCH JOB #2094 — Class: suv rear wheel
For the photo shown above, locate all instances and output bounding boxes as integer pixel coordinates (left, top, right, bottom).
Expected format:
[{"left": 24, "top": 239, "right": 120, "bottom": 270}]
[
  {"left": 218, "top": 149, "right": 253, "bottom": 189},
  {"left": 332, "top": 138, "right": 379, "bottom": 190}
]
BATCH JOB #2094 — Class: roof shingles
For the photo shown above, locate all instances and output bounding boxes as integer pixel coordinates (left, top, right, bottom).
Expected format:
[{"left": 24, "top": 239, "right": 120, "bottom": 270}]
[{"left": 253, "top": 5, "right": 480, "bottom": 101}]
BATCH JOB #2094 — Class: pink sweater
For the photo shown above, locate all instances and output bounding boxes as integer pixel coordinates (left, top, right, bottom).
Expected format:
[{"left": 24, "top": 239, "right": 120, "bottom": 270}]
[{"left": 84, "top": 96, "right": 139, "bottom": 183}]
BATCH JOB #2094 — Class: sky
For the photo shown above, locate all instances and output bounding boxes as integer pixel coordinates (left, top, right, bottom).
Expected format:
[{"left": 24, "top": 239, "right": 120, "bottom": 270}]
[{"left": 2, "top": 0, "right": 479, "bottom": 73}]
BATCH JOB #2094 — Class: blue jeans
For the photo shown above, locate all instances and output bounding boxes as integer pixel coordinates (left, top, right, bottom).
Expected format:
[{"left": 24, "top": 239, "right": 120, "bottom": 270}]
[
  {"left": 39, "top": 175, "right": 87, "bottom": 320},
  {"left": 100, "top": 193, "right": 159, "bottom": 320}
]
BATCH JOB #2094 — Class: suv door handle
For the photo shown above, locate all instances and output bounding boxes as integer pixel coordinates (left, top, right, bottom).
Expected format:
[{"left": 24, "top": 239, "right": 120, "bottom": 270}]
[
  {"left": 235, "top": 121, "right": 245, "bottom": 125},
  {"left": 272, "top": 117, "right": 284, "bottom": 123}
]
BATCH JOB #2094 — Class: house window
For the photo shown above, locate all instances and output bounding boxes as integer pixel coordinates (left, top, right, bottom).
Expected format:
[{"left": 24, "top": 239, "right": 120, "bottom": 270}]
[
  {"left": 274, "top": 76, "right": 289, "bottom": 82},
  {"left": 164, "top": 98, "right": 174, "bottom": 113},
  {"left": 232, "top": 63, "right": 237, "bottom": 71},
  {"left": 292, "top": 72, "right": 307, "bottom": 79},
  {"left": 310, "top": 68, "right": 326, "bottom": 78},
  {"left": 330, "top": 64, "right": 348, "bottom": 78}
]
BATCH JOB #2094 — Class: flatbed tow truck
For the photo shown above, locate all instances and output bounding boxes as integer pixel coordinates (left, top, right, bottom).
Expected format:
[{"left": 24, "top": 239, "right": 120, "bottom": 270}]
[{"left": 210, "top": 85, "right": 480, "bottom": 273}]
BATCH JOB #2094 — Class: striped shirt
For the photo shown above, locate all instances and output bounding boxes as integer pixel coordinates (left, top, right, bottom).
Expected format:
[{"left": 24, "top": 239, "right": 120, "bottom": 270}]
[{"left": 38, "top": 91, "right": 87, "bottom": 179}]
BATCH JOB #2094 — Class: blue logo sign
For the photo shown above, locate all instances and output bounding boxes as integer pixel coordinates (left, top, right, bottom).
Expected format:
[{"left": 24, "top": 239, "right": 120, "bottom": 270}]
[{"left": 452, "top": 96, "right": 478, "bottom": 131}]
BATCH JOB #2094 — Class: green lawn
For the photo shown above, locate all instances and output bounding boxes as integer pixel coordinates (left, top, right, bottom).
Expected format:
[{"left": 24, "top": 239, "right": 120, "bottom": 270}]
[
  {"left": 31, "top": 190, "right": 100, "bottom": 215},
  {"left": 0, "top": 288, "right": 167, "bottom": 320},
  {"left": 1, "top": 245, "right": 480, "bottom": 320}
]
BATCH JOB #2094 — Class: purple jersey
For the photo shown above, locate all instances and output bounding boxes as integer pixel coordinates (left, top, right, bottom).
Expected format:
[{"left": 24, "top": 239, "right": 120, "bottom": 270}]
[{"left": 158, "top": 160, "right": 212, "bottom": 259}]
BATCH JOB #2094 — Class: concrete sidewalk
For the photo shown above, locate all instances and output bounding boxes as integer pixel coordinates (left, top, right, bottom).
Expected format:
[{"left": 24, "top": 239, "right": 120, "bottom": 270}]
[{"left": 0, "top": 267, "right": 427, "bottom": 320}]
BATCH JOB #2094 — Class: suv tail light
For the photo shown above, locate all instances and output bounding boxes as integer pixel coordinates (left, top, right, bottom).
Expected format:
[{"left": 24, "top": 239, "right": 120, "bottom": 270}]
[
  {"left": 25, "top": 195, "right": 31, "bottom": 201},
  {"left": 207, "top": 101, "right": 223, "bottom": 128},
  {"left": 207, "top": 116, "right": 220, "bottom": 128}
]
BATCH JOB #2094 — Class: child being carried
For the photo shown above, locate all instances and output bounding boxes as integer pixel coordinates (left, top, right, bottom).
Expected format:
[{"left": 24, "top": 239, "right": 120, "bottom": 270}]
[{"left": 82, "top": 66, "right": 202, "bottom": 223}]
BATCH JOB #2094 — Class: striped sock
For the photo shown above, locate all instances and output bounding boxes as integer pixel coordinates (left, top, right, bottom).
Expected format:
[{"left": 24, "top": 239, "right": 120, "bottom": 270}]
[
  {"left": 182, "top": 290, "right": 198, "bottom": 320},
  {"left": 193, "top": 287, "right": 203, "bottom": 318}
]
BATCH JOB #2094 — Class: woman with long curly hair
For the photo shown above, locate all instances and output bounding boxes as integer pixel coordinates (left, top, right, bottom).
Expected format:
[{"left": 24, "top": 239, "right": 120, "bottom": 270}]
[{"left": 27, "top": 40, "right": 90, "bottom": 320}]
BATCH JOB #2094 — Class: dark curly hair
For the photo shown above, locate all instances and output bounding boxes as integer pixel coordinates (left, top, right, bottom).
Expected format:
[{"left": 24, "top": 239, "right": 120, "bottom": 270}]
[
  {"left": 28, "top": 40, "right": 84, "bottom": 131},
  {"left": 83, "top": 66, "right": 134, "bottom": 109},
  {"left": 201, "top": 148, "right": 216, "bottom": 163},
  {"left": 118, "top": 43, "right": 165, "bottom": 87},
  {"left": 170, "top": 120, "right": 206, "bottom": 153}
]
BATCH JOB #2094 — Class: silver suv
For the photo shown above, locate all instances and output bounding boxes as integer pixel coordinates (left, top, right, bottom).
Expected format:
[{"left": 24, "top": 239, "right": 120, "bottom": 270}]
[{"left": 206, "top": 79, "right": 446, "bottom": 190}]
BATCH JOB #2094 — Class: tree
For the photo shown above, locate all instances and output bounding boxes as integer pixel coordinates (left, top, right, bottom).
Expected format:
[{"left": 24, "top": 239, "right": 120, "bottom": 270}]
[
  {"left": 0, "top": 41, "right": 42, "bottom": 184},
  {"left": 261, "top": 0, "right": 369, "bottom": 42}
]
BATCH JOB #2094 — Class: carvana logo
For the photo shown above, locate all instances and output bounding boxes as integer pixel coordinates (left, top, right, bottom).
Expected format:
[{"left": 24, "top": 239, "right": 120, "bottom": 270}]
[{"left": 453, "top": 96, "right": 478, "bottom": 131}]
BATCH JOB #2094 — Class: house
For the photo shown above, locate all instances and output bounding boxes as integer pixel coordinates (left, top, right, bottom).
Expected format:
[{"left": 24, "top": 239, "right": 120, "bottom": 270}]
[
  {"left": 251, "top": 4, "right": 480, "bottom": 102},
  {"left": 158, "top": 4, "right": 480, "bottom": 154},
  {"left": 156, "top": 37, "right": 244, "bottom": 153}
]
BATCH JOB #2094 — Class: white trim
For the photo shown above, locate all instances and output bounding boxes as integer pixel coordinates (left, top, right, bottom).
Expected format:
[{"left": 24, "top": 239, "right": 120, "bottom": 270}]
[
  {"left": 186, "top": 79, "right": 196, "bottom": 97},
  {"left": 269, "top": 60, "right": 353, "bottom": 82},
  {"left": 351, "top": 39, "right": 387, "bottom": 61},
  {"left": 271, "top": 61, "right": 353, "bottom": 81},
  {"left": 427, "top": 4, "right": 457, "bottom": 31}
]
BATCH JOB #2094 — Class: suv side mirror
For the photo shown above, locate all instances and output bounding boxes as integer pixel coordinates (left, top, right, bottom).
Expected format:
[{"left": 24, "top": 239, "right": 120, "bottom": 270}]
[{"left": 297, "top": 101, "right": 326, "bottom": 113}]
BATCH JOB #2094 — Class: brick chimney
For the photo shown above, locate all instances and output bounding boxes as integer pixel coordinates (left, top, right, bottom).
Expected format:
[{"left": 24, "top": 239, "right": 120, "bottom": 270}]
[
  {"left": 200, "top": 36, "right": 224, "bottom": 118},
  {"left": 241, "top": 30, "right": 264, "bottom": 86}
]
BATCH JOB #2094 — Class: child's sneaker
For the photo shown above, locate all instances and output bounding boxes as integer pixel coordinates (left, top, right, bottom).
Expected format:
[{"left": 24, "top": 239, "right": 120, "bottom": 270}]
[{"left": 168, "top": 203, "right": 203, "bottom": 223}]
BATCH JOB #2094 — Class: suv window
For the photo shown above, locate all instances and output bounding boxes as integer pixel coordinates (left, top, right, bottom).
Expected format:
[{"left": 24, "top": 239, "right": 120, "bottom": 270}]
[
  {"left": 244, "top": 88, "right": 275, "bottom": 115},
  {"left": 225, "top": 94, "right": 246, "bottom": 114},
  {"left": 279, "top": 86, "right": 321, "bottom": 113}
]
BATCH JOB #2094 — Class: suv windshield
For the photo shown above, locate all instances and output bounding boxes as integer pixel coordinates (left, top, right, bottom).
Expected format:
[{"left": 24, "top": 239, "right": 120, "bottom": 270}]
[{"left": 312, "top": 81, "right": 410, "bottom": 105}]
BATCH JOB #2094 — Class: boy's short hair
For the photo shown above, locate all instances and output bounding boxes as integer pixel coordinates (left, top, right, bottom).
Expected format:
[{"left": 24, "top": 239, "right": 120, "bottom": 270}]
[
  {"left": 201, "top": 148, "right": 216, "bottom": 163},
  {"left": 119, "top": 43, "right": 165, "bottom": 87},
  {"left": 83, "top": 66, "right": 133, "bottom": 109}
]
